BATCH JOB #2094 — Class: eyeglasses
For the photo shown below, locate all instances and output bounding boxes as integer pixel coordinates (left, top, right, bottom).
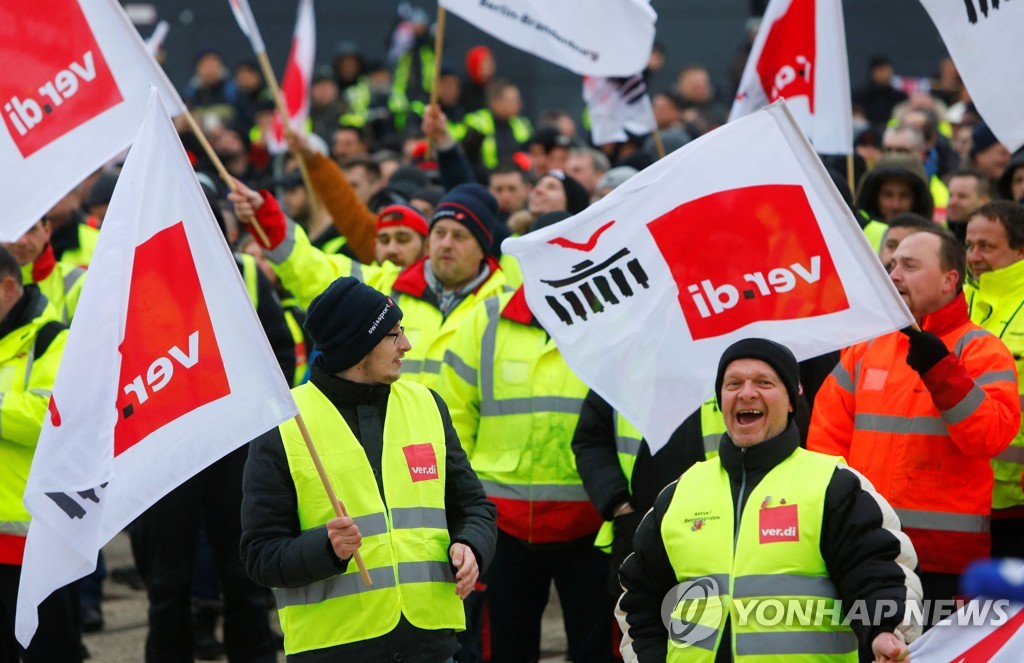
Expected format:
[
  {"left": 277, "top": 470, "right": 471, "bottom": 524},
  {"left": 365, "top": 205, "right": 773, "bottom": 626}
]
[{"left": 384, "top": 326, "right": 405, "bottom": 344}]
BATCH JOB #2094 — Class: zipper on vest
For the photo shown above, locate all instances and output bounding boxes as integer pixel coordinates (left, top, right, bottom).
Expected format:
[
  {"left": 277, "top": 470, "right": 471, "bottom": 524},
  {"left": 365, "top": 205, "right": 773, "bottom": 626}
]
[{"left": 734, "top": 449, "right": 747, "bottom": 548}]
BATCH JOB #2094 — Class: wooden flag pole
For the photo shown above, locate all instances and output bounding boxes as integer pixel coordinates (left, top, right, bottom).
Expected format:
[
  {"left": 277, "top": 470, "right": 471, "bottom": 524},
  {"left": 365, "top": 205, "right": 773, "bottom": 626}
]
[
  {"left": 182, "top": 111, "right": 271, "bottom": 247},
  {"left": 651, "top": 128, "right": 667, "bottom": 160},
  {"left": 294, "top": 412, "right": 373, "bottom": 586},
  {"left": 426, "top": 6, "right": 448, "bottom": 159},
  {"left": 846, "top": 152, "right": 856, "bottom": 200},
  {"left": 254, "top": 50, "right": 321, "bottom": 217}
]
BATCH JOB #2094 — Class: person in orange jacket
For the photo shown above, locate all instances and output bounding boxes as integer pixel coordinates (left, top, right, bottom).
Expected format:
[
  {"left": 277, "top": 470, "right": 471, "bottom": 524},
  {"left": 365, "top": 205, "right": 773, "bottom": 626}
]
[{"left": 809, "top": 225, "right": 1021, "bottom": 604}]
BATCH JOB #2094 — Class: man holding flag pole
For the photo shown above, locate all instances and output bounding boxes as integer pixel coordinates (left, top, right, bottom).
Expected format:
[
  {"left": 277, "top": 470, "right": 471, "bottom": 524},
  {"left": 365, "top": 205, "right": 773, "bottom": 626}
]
[{"left": 240, "top": 275, "right": 497, "bottom": 660}]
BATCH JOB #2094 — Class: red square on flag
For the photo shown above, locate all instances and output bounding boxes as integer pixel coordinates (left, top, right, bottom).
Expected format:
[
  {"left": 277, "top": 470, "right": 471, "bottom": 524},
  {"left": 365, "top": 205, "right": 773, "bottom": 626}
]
[
  {"left": 647, "top": 184, "right": 849, "bottom": 340},
  {"left": 0, "top": 0, "right": 123, "bottom": 158},
  {"left": 114, "top": 222, "right": 230, "bottom": 456},
  {"left": 759, "top": 504, "right": 799, "bottom": 544},
  {"left": 402, "top": 443, "right": 439, "bottom": 482}
]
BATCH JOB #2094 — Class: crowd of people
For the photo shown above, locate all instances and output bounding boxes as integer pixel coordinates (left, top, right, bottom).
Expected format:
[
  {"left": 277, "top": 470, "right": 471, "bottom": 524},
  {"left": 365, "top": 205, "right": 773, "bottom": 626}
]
[{"left": 2, "top": 7, "right": 1024, "bottom": 663}]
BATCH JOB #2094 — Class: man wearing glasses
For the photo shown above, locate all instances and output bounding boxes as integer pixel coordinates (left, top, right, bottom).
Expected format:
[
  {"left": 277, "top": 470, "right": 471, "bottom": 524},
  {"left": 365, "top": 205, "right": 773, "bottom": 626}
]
[{"left": 240, "top": 276, "right": 496, "bottom": 662}]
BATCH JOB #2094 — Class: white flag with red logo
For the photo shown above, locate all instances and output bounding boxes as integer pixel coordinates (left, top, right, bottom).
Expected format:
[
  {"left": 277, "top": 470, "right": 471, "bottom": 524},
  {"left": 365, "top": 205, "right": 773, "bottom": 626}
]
[
  {"left": 228, "top": 0, "right": 266, "bottom": 54},
  {"left": 0, "top": 0, "right": 185, "bottom": 242},
  {"left": 14, "top": 89, "right": 297, "bottom": 646},
  {"left": 729, "top": 0, "right": 852, "bottom": 155},
  {"left": 439, "top": 0, "right": 656, "bottom": 77},
  {"left": 268, "top": 0, "right": 315, "bottom": 155},
  {"left": 909, "top": 601, "right": 1024, "bottom": 661},
  {"left": 503, "top": 101, "right": 912, "bottom": 451},
  {"left": 583, "top": 74, "right": 657, "bottom": 145},
  {"left": 919, "top": 0, "right": 1024, "bottom": 152}
]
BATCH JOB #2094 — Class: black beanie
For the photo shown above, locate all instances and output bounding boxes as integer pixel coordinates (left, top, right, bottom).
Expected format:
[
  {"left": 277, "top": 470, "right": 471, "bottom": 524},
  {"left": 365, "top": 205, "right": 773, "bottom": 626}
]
[
  {"left": 544, "top": 171, "right": 590, "bottom": 215},
  {"left": 714, "top": 338, "right": 800, "bottom": 411},
  {"left": 303, "top": 277, "right": 403, "bottom": 373},
  {"left": 431, "top": 187, "right": 498, "bottom": 254}
]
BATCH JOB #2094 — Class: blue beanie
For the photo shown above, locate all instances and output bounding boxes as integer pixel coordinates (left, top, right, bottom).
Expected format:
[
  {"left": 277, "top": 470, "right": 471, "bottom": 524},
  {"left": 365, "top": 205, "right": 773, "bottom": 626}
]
[{"left": 431, "top": 186, "right": 498, "bottom": 254}]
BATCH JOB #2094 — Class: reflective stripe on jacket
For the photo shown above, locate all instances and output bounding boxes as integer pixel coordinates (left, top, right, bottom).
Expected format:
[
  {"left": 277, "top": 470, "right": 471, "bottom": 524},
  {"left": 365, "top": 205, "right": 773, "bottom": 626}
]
[{"left": 462, "top": 109, "right": 532, "bottom": 169}]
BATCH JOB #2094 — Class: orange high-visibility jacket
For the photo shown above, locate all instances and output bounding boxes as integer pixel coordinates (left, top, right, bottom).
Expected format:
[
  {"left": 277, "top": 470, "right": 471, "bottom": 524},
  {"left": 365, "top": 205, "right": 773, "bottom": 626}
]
[{"left": 809, "top": 296, "right": 1021, "bottom": 575}]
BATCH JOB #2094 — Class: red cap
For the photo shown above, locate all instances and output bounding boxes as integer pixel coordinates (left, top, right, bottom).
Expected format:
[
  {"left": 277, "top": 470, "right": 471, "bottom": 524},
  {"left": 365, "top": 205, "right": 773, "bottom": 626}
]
[{"left": 376, "top": 204, "right": 429, "bottom": 237}]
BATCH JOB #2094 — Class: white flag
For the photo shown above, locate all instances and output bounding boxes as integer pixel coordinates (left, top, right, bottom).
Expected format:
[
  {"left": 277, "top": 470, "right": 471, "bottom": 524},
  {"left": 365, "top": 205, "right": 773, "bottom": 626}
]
[
  {"left": 268, "top": 0, "right": 315, "bottom": 155},
  {"left": 15, "top": 89, "right": 297, "bottom": 647},
  {"left": 228, "top": 0, "right": 266, "bottom": 54},
  {"left": 0, "top": 0, "right": 185, "bottom": 242},
  {"left": 919, "top": 0, "right": 1024, "bottom": 153},
  {"left": 440, "top": 0, "right": 656, "bottom": 77},
  {"left": 729, "top": 0, "right": 852, "bottom": 155},
  {"left": 909, "top": 601, "right": 1024, "bottom": 662},
  {"left": 583, "top": 74, "right": 657, "bottom": 145},
  {"left": 503, "top": 101, "right": 912, "bottom": 451},
  {"left": 145, "top": 20, "right": 170, "bottom": 57}
]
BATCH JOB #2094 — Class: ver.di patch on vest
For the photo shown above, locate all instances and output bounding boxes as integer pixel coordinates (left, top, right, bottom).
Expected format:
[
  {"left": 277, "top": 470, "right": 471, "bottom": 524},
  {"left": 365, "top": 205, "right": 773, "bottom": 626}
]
[
  {"left": 402, "top": 443, "right": 439, "bottom": 482},
  {"left": 759, "top": 498, "right": 798, "bottom": 543}
]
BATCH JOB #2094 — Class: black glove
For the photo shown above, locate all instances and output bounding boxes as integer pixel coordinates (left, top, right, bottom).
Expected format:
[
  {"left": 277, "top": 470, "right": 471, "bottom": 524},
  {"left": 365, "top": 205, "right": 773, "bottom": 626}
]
[{"left": 903, "top": 327, "right": 950, "bottom": 374}]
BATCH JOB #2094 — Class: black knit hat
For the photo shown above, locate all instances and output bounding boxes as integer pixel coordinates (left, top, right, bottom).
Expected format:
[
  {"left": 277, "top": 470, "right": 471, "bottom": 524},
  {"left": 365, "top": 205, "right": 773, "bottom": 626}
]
[
  {"left": 543, "top": 171, "right": 590, "bottom": 214},
  {"left": 715, "top": 338, "right": 800, "bottom": 412},
  {"left": 431, "top": 187, "right": 498, "bottom": 254},
  {"left": 304, "top": 277, "right": 403, "bottom": 373}
]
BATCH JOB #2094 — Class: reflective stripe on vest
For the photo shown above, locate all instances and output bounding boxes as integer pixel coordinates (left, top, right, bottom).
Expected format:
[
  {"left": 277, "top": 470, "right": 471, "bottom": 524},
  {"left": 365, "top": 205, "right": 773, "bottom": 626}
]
[
  {"left": 661, "top": 449, "right": 856, "bottom": 662},
  {"left": 276, "top": 381, "right": 463, "bottom": 654},
  {"left": 894, "top": 508, "right": 989, "bottom": 534},
  {"left": 465, "top": 110, "right": 532, "bottom": 169}
]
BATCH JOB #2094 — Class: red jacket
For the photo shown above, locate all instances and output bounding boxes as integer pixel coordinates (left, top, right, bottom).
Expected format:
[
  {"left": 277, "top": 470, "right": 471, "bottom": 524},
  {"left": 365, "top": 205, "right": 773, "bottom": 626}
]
[{"left": 809, "top": 295, "right": 1020, "bottom": 574}]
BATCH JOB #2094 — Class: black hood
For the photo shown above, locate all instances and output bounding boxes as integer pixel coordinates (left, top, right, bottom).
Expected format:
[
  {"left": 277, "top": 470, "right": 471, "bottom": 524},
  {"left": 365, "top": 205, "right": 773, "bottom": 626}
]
[
  {"left": 998, "top": 151, "right": 1024, "bottom": 202},
  {"left": 855, "top": 154, "right": 933, "bottom": 221}
]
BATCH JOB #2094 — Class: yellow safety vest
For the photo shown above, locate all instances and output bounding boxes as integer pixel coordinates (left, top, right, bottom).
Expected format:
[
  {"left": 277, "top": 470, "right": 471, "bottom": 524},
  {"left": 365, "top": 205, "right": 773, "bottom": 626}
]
[
  {"left": 857, "top": 211, "right": 888, "bottom": 254},
  {"left": 275, "top": 380, "right": 464, "bottom": 654},
  {"left": 0, "top": 297, "right": 66, "bottom": 565},
  {"left": 661, "top": 448, "right": 857, "bottom": 662},
  {"left": 965, "top": 259, "right": 1024, "bottom": 509},
  {"left": 594, "top": 400, "right": 725, "bottom": 550},
  {"left": 463, "top": 109, "right": 533, "bottom": 169}
]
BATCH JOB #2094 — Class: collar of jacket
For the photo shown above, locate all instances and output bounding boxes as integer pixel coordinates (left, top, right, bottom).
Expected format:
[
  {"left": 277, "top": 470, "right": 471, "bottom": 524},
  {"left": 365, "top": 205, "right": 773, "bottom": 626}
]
[
  {"left": 920, "top": 293, "right": 971, "bottom": 337},
  {"left": 392, "top": 255, "right": 502, "bottom": 299},
  {"left": 29, "top": 243, "right": 57, "bottom": 283},
  {"left": 971, "top": 257, "right": 1024, "bottom": 299},
  {"left": 500, "top": 286, "right": 539, "bottom": 327},
  {"left": 718, "top": 421, "right": 801, "bottom": 480},
  {"left": 0, "top": 285, "right": 46, "bottom": 339},
  {"left": 309, "top": 359, "right": 391, "bottom": 409}
]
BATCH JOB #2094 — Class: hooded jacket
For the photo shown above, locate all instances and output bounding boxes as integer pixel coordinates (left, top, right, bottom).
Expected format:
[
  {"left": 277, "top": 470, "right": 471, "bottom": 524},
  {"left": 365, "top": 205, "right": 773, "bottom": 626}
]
[
  {"left": 998, "top": 151, "right": 1024, "bottom": 202},
  {"left": 855, "top": 154, "right": 934, "bottom": 222}
]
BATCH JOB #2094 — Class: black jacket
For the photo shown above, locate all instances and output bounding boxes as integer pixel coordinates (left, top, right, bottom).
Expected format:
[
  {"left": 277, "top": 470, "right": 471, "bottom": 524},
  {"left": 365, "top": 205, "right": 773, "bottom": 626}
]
[
  {"left": 240, "top": 362, "right": 497, "bottom": 662},
  {"left": 618, "top": 423, "right": 919, "bottom": 662}
]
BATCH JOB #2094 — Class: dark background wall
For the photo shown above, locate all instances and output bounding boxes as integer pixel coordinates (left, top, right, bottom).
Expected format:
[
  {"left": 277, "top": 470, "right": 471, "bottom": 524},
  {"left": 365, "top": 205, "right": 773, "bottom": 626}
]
[{"left": 125, "top": 0, "right": 949, "bottom": 120}]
